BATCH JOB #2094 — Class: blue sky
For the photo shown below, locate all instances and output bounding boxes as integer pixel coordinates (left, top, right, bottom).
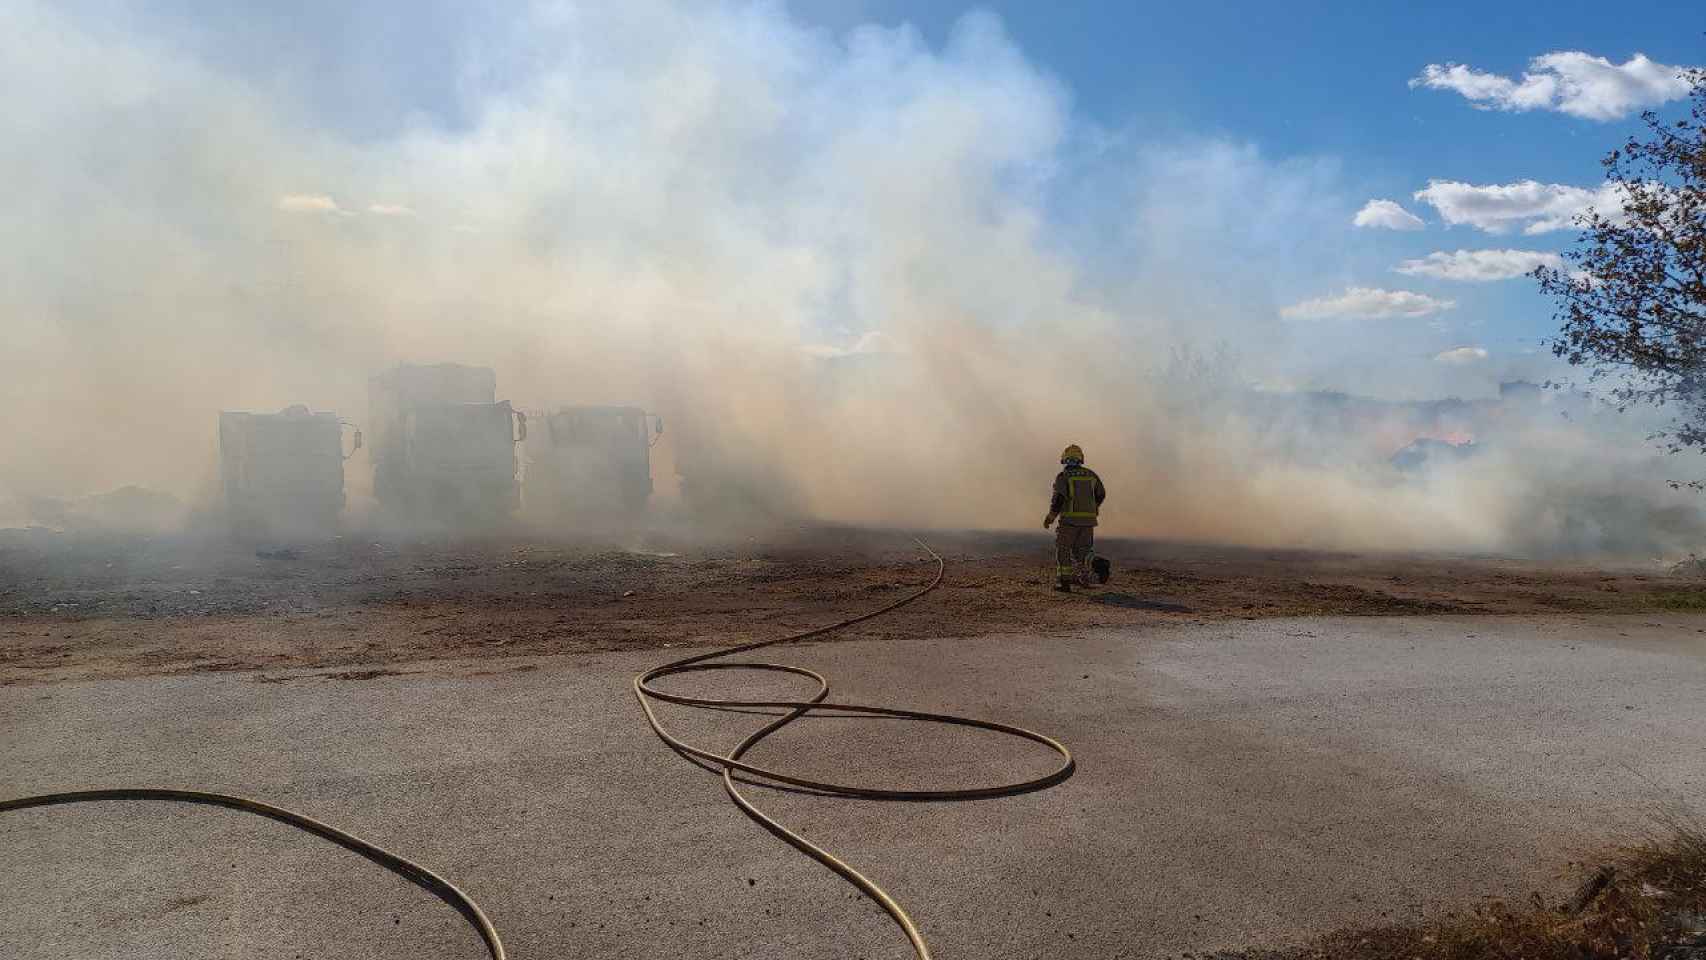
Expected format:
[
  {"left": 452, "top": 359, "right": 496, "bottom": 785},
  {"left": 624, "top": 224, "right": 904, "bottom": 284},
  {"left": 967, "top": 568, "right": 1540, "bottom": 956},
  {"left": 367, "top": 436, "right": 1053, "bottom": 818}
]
[
  {"left": 801, "top": 1, "right": 1699, "bottom": 169},
  {"left": 798, "top": 1, "right": 1703, "bottom": 368}
]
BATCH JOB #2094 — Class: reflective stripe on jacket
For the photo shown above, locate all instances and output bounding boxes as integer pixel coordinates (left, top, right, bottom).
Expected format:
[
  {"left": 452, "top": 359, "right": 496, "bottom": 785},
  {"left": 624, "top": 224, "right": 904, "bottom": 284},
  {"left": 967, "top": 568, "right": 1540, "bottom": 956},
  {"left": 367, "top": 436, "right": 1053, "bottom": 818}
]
[{"left": 1051, "top": 466, "right": 1105, "bottom": 525}]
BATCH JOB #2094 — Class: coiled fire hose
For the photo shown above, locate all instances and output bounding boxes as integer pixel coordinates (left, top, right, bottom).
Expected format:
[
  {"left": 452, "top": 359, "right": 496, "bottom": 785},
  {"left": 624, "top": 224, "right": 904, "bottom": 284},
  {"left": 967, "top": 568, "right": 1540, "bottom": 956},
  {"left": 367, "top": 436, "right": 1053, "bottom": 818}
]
[
  {"left": 1, "top": 538, "right": 1073, "bottom": 959},
  {"left": 634, "top": 538, "right": 1075, "bottom": 958}
]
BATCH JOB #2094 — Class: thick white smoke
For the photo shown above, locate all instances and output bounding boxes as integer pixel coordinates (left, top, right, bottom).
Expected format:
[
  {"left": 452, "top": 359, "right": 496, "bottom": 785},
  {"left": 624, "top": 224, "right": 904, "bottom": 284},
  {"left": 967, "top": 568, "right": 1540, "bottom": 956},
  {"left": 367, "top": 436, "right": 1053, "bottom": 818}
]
[{"left": 1, "top": 1, "right": 1700, "bottom": 555}]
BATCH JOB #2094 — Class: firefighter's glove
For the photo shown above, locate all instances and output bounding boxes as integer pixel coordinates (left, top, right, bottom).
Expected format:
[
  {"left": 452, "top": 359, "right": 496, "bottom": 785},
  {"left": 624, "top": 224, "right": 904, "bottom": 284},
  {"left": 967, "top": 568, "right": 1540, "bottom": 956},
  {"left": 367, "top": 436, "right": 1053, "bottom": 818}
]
[{"left": 1043, "top": 513, "right": 1056, "bottom": 529}]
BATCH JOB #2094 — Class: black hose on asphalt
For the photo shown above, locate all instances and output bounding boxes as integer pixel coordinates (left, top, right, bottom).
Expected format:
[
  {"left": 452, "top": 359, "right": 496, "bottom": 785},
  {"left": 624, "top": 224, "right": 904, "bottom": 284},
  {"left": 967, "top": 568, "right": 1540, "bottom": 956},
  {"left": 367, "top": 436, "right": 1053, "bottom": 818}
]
[
  {"left": 633, "top": 537, "right": 1076, "bottom": 959},
  {"left": 0, "top": 787, "right": 506, "bottom": 959},
  {"left": 1, "top": 537, "right": 1073, "bottom": 960}
]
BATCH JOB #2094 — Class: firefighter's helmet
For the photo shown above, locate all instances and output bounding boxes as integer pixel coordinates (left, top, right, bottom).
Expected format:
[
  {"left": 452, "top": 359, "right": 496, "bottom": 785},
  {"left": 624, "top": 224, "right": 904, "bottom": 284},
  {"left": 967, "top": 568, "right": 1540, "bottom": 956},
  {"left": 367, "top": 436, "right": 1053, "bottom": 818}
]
[{"left": 1060, "top": 444, "right": 1084, "bottom": 464}]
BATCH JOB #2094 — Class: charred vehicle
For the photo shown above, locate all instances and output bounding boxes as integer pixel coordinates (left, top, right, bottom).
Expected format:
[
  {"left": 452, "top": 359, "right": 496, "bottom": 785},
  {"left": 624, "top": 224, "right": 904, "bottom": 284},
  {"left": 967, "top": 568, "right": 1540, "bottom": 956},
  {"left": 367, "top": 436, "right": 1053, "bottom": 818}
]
[
  {"left": 369, "top": 364, "right": 526, "bottom": 525},
  {"left": 218, "top": 405, "right": 358, "bottom": 536},
  {"left": 522, "top": 405, "right": 660, "bottom": 523}
]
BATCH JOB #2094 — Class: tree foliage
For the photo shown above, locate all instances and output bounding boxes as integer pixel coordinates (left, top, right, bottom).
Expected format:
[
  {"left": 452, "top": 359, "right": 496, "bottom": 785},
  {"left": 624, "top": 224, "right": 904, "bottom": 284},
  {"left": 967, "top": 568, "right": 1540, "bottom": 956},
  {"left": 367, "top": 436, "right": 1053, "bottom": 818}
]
[{"left": 1537, "top": 68, "right": 1706, "bottom": 484}]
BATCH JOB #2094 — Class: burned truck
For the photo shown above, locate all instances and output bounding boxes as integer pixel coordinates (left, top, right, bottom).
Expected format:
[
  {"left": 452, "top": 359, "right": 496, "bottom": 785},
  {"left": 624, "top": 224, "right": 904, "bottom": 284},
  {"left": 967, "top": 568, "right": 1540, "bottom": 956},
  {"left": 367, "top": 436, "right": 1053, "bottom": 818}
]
[
  {"left": 368, "top": 364, "right": 526, "bottom": 526},
  {"left": 218, "top": 404, "right": 358, "bottom": 536},
  {"left": 522, "top": 405, "right": 660, "bottom": 524}
]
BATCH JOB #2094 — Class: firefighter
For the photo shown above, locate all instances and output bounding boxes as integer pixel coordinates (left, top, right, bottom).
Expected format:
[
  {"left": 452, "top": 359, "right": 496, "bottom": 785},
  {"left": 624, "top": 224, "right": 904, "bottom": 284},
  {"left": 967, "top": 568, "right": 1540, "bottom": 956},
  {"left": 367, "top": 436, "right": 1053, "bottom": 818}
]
[{"left": 1043, "top": 444, "right": 1107, "bottom": 593}]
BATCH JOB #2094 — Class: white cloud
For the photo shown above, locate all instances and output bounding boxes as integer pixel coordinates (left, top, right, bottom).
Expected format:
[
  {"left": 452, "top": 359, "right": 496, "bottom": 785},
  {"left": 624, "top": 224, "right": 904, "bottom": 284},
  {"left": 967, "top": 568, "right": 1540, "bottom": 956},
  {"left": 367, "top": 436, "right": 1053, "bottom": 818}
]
[
  {"left": 1395, "top": 248, "right": 1563, "bottom": 281},
  {"left": 1411, "top": 52, "right": 1695, "bottom": 120},
  {"left": 1352, "top": 199, "right": 1424, "bottom": 230},
  {"left": 1412, "top": 179, "right": 1625, "bottom": 234},
  {"left": 802, "top": 330, "right": 902, "bottom": 358},
  {"left": 366, "top": 203, "right": 415, "bottom": 217},
  {"left": 1281, "top": 287, "right": 1456, "bottom": 320},
  {"left": 1434, "top": 346, "right": 1489, "bottom": 364},
  {"left": 275, "top": 193, "right": 346, "bottom": 214}
]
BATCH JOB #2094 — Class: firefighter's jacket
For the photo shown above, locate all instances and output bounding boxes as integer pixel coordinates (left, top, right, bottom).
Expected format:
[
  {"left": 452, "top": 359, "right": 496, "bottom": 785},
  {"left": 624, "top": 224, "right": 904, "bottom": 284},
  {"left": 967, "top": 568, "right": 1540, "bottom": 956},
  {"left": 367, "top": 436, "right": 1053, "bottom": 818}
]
[{"left": 1050, "top": 466, "right": 1106, "bottom": 527}]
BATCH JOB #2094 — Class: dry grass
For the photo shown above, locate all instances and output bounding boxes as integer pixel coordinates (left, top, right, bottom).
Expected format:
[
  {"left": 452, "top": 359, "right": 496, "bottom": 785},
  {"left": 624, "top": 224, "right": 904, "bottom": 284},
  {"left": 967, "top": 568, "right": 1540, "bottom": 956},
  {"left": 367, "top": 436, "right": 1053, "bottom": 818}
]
[
  {"left": 1653, "top": 588, "right": 1706, "bottom": 611},
  {"left": 1219, "top": 828, "right": 1706, "bottom": 960}
]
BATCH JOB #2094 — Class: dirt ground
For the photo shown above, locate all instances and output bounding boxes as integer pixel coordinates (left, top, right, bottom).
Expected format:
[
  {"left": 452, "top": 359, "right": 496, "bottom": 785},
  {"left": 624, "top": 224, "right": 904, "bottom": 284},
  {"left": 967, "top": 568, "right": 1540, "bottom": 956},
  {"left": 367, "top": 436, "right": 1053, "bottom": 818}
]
[{"left": 5, "top": 525, "right": 1704, "bottom": 686}]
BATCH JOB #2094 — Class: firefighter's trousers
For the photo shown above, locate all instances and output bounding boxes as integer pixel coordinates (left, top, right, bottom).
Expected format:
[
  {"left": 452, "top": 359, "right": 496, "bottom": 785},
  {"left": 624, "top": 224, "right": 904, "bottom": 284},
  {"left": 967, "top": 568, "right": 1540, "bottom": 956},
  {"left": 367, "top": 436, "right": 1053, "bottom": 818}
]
[{"left": 1055, "top": 523, "right": 1095, "bottom": 585}]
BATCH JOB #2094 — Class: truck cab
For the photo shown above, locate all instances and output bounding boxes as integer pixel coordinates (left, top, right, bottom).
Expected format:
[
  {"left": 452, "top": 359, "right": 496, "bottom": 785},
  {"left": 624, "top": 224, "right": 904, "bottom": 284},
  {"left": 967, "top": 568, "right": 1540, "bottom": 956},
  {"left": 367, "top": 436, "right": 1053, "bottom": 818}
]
[
  {"left": 523, "top": 405, "right": 659, "bottom": 523},
  {"left": 218, "top": 405, "right": 356, "bottom": 537},
  {"left": 369, "top": 364, "right": 525, "bottom": 526}
]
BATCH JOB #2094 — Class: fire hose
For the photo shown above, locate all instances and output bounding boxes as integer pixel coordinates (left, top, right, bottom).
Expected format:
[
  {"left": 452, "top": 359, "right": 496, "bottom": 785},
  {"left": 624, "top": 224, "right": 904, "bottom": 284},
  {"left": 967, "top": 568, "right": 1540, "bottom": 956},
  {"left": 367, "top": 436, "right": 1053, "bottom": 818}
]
[
  {"left": 1, "top": 538, "right": 1073, "bottom": 959},
  {"left": 0, "top": 787, "right": 505, "bottom": 957},
  {"left": 634, "top": 538, "right": 1075, "bottom": 958}
]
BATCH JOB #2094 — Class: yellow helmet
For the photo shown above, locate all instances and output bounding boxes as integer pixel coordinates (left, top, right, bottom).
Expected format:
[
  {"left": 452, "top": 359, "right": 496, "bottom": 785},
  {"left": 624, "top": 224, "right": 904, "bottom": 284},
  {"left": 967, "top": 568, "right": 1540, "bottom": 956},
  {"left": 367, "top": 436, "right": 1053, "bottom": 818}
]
[{"left": 1060, "top": 444, "right": 1084, "bottom": 464}]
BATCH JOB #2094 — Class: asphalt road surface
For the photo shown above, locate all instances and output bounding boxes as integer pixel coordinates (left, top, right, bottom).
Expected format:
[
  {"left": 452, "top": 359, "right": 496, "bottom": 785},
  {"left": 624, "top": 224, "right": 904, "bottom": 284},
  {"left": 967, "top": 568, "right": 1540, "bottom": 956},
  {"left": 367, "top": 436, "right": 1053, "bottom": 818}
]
[{"left": 3, "top": 614, "right": 1704, "bottom": 959}]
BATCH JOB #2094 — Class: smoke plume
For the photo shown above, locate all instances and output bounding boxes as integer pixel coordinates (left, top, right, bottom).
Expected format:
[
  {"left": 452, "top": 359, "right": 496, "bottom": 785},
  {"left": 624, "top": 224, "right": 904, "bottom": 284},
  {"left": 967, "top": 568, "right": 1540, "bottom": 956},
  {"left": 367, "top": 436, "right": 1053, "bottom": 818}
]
[{"left": 2, "top": 1, "right": 1700, "bottom": 556}]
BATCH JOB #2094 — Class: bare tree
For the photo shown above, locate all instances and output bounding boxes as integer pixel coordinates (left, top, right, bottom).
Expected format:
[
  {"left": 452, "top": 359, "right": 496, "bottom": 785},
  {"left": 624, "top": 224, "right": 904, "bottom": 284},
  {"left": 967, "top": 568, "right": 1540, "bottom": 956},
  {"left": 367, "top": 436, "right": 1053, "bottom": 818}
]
[{"left": 1537, "top": 67, "right": 1706, "bottom": 485}]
